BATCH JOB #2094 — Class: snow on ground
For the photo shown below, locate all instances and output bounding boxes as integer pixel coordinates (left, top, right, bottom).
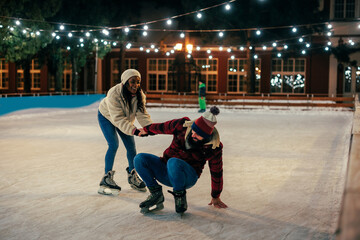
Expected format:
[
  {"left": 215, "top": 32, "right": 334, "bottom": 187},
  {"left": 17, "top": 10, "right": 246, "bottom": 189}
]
[{"left": 0, "top": 103, "right": 353, "bottom": 240}]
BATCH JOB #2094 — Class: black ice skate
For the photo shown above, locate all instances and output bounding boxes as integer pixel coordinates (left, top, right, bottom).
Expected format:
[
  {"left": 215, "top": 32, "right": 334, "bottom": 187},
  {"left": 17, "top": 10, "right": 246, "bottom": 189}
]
[
  {"left": 126, "top": 167, "right": 146, "bottom": 192},
  {"left": 168, "top": 190, "right": 187, "bottom": 214},
  {"left": 140, "top": 185, "right": 164, "bottom": 214},
  {"left": 98, "top": 170, "right": 121, "bottom": 195}
]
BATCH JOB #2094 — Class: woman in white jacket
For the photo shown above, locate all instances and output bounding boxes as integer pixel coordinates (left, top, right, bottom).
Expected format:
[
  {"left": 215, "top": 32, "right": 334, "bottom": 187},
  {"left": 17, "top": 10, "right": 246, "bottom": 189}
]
[{"left": 97, "top": 69, "right": 152, "bottom": 195}]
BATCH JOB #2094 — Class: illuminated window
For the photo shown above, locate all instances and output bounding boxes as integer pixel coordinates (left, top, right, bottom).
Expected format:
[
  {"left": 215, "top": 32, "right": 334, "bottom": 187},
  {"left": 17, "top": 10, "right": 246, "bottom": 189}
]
[
  {"left": 195, "top": 58, "right": 218, "bottom": 93},
  {"left": 228, "top": 58, "right": 261, "bottom": 93},
  {"left": 0, "top": 59, "right": 9, "bottom": 89},
  {"left": 271, "top": 58, "right": 306, "bottom": 93},
  {"left": 147, "top": 58, "right": 174, "bottom": 92}
]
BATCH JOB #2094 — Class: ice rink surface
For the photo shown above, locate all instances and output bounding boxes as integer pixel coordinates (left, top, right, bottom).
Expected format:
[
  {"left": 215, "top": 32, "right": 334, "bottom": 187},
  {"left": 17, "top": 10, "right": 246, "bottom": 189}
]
[{"left": 0, "top": 104, "right": 353, "bottom": 240}]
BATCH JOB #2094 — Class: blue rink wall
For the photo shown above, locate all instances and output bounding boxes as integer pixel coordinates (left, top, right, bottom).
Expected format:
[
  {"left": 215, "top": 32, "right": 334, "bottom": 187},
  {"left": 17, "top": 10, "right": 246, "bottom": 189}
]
[{"left": 0, "top": 94, "right": 105, "bottom": 116}]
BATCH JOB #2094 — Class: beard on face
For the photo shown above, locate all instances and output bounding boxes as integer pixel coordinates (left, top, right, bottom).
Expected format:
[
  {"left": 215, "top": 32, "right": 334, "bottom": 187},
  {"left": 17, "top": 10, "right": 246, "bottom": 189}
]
[{"left": 186, "top": 133, "right": 208, "bottom": 148}]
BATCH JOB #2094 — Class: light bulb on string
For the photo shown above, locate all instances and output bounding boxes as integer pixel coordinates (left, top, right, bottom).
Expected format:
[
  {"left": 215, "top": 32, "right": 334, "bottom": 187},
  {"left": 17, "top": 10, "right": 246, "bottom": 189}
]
[
  {"left": 52, "top": 32, "right": 56, "bottom": 37},
  {"left": 80, "top": 43, "right": 84, "bottom": 47},
  {"left": 327, "top": 41, "right": 332, "bottom": 46},
  {"left": 102, "top": 29, "right": 109, "bottom": 35},
  {"left": 67, "top": 46, "right": 71, "bottom": 50},
  {"left": 301, "top": 50, "right": 306, "bottom": 54},
  {"left": 292, "top": 27, "right": 297, "bottom": 33},
  {"left": 272, "top": 42, "right": 277, "bottom": 47},
  {"left": 22, "top": 29, "right": 27, "bottom": 34},
  {"left": 180, "top": 33, "right": 185, "bottom": 38},
  {"left": 197, "top": 12, "right": 202, "bottom": 19},
  {"left": 15, "top": 20, "right": 21, "bottom": 25},
  {"left": 143, "top": 25, "right": 149, "bottom": 30},
  {"left": 85, "top": 32, "right": 90, "bottom": 37},
  {"left": 166, "top": 19, "right": 172, "bottom": 25},
  {"left": 231, "top": 55, "right": 235, "bottom": 59},
  {"left": 196, "top": 46, "right": 201, "bottom": 51},
  {"left": 79, "top": 38, "right": 84, "bottom": 42},
  {"left": 325, "top": 46, "right": 329, "bottom": 51},
  {"left": 68, "top": 33, "right": 73, "bottom": 37},
  {"left": 124, "top": 27, "right": 130, "bottom": 33},
  {"left": 151, "top": 44, "right": 155, "bottom": 49},
  {"left": 207, "top": 49, "right": 211, "bottom": 54},
  {"left": 225, "top": 4, "right": 231, "bottom": 10},
  {"left": 36, "top": 31, "right": 40, "bottom": 36},
  {"left": 143, "top": 31, "right": 148, "bottom": 36},
  {"left": 284, "top": 44, "right": 288, "bottom": 49},
  {"left": 219, "top": 32, "right": 224, "bottom": 37},
  {"left": 227, "top": 48, "right": 231, "bottom": 52},
  {"left": 327, "top": 24, "right": 332, "bottom": 29},
  {"left": 140, "top": 47, "right": 144, "bottom": 51},
  {"left": 126, "top": 43, "right": 132, "bottom": 49},
  {"left": 155, "top": 49, "right": 159, "bottom": 53},
  {"left": 327, "top": 32, "right": 332, "bottom": 36},
  {"left": 94, "top": 38, "right": 98, "bottom": 43},
  {"left": 59, "top": 25, "right": 65, "bottom": 30},
  {"left": 239, "top": 46, "right": 245, "bottom": 51},
  {"left": 9, "top": 27, "right": 14, "bottom": 31},
  {"left": 113, "top": 42, "right": 117, "bottom": 46},
  {"left": 56, "top": 35, "right": 60, "bottom": 40},
  {"left": 299, "top": 37, "right": 304, "bottom": 42},
  {"left": 254, "top": 54, "right": 258, "bottom": 59},
  {"left": 209, "top": 55, "right": 213, "bottom": 59},
  {"left": 166, "top": 52, "right": 170, "bottom": 56},
  {"left": 146, "top": 49, "right": 150, "bottom": 53},
  {"left": 262, "top": 46, "right": 267, "bottom": 50},
  {"left": 306, "top": 43, "right": 310, "bottom": 48},
  {"left": 277, "top": 53, "right": 282, "bottom": 57},
  {"left": 256, "top": 30, "right": 261, "bottom": 35},
  {"left": 219, "top": 46, "right": 223, "bottom": 51}
]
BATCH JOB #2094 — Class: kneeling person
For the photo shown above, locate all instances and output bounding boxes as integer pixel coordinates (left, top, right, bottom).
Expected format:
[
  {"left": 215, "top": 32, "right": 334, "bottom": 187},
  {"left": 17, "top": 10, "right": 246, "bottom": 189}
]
[{"left": 134, "top": 106, "right": 228, "bottom": 214}]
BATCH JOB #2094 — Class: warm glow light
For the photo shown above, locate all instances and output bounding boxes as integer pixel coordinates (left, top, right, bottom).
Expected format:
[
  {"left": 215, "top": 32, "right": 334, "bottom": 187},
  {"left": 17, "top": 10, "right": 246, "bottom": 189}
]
[
  {"left": 175, "top": 43, "right": 183, "bottom": 51},
  {"left": 180, "top": 33, "right": 185, "bottom": 38},
  {"left": 186, "top": 44, "right": 193, "bottom": 52}
]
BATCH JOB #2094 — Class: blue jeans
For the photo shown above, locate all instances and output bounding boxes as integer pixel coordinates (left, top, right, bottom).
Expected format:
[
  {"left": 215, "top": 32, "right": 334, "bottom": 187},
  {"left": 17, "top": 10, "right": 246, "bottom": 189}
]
[
  {"left": 98, "top": 110, "right": 136, "bottom": 173},
  {"left": 134, "top": 153, "right": 198, "bottom": 191}
]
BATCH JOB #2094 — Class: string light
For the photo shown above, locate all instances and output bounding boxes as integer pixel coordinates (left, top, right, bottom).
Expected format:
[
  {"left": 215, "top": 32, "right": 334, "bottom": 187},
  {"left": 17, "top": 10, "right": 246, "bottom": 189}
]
[
  {"left": 256, "top": 30, "right": 261, "bottom": 35},
  {"left": 197, "top": 12, "right": 202, "bottom": 19},
  {"left": 85, "top": 32, "right": 90, "bottom": 37},
  {"left": 284, "top": 45, "right": 288, "bottom": 49},
  {"left": 68, "top": 33, "right": 73, "bottom": 37},
  {"left": 15, "top": 20, "right": 21, "bottom": 25},
  {"left": 166, "top": 19, "right": 172, "bottom": 25},
  {"left": 219, "top": 32, "right": 224, "bottom": 37},
  {"left": 59, "top": 25, "right": 65, "bottom": 30},
  {"left": 299, "top": 38, "right": 304, "bottom": 42},
  {"left": 142, "top": 31, "right": 148, "bottom": 36},
  {"left": 102, "top": 29, "right": 109, "bottom": 35},
  {"left": 292, "top": 27, "right": 297, "bottom": 33},
  {"left": 180, "top": 33, "right": 185, "bottom": 38},
  {"left": 225, "top": 4, "right": 231, "bottom": 10},
  {"left": 143, "top": 25, "right": 149, "bottom": 30},
  {"left": 124, "top": 27, "right": 130, "bottom": 33}
]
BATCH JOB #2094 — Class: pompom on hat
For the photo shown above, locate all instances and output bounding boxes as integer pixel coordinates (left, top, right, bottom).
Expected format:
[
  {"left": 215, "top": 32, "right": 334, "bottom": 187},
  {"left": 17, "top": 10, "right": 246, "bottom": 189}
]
[
  {"left": 191, "top": 106, "right": 220, "bottom": 139},
  {"left": 121, "top": 69, "right": 141, "bottom": 84}
]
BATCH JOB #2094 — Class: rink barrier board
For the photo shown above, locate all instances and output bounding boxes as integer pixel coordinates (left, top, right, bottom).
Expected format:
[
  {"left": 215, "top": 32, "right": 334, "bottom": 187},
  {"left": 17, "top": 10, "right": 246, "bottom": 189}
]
[
  {"left": 336, "top": 95, "right": 360, "bottom": 240},
  {"left": 0, "top": 94, "right": 105, "bottom": 116}
]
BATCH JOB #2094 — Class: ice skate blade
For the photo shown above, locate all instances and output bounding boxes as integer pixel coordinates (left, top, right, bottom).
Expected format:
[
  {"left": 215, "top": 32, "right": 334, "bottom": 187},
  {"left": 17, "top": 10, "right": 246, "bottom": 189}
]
[
  {"left": 98, "top": 186, "right": 120, "bottom": 196},
  {"left": 140, "top": 203, "right": 164, "bottom": 214},
  {"left": 130, "top": 184, "right": 147, "bottom": 192}
]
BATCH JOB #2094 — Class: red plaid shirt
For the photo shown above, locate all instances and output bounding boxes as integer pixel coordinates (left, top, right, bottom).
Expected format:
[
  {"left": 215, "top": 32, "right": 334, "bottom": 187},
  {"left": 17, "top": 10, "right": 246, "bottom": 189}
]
[{"left": 144, "top": 117, "right": 223, "bottom": 198}]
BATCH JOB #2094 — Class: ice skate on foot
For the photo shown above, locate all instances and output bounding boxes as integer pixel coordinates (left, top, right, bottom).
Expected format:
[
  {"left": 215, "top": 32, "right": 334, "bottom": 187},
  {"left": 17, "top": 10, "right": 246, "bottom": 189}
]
[
  {"left": 127, "top": 167, "right": 146, "bottom": 192},
  {"left": 98, "top": 170, "right": 121, "bottom": 195},
  {"left": 168, "top": 190, "right": 187, "bottom": 214},
  {"left": 140, "top": 202, "right": 164, "bottom": 214},
  {"left": 139, "top": 185, "right": 164, "bottom": 214}
]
